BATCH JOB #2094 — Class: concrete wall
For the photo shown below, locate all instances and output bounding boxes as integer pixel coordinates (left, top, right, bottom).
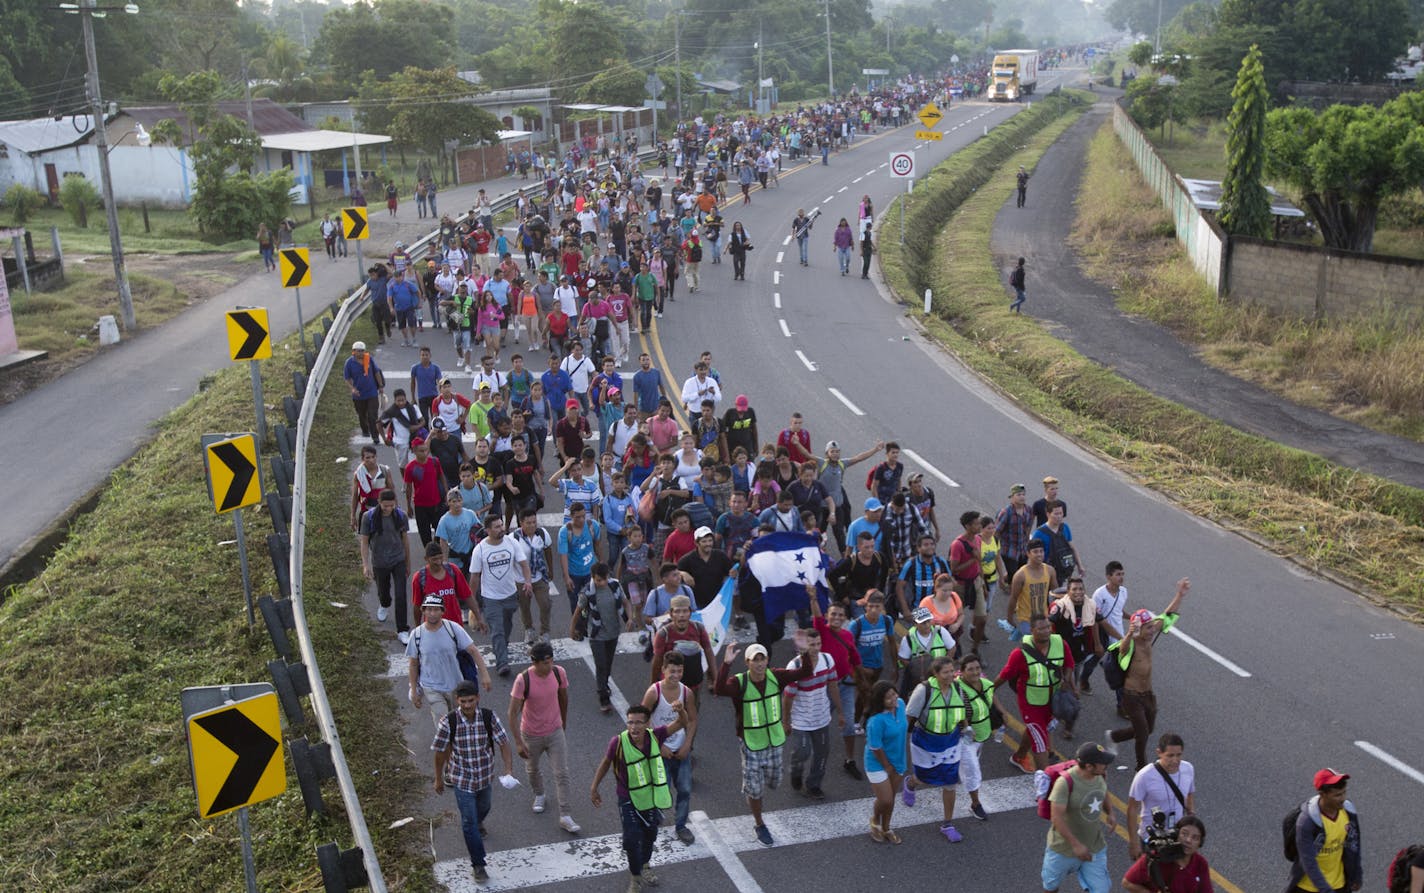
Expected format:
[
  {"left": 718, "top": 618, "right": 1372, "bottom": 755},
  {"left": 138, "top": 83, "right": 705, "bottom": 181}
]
[
  {"left": 1111, "top": 101, "right": 1226, "bottom": 295},
  {"left": 1227, "top": 237, "right": 1424, "bottom": 321},
  {"left": 0, "top": 144, "right": 192, "bottom": 207}
]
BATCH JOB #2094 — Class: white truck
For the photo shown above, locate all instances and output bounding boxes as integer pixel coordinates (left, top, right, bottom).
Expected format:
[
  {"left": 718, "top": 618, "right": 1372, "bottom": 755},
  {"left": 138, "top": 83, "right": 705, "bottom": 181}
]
[{"left": 988, "top": 49, "right": 1040, "bottom": 102}]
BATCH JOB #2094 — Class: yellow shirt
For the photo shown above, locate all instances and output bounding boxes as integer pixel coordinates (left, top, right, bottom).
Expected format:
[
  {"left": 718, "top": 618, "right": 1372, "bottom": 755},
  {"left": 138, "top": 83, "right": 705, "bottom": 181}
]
[
  {"left": 1299, "top": 808, "right": 1348, "bottom": 892},
  {"left": 1015, "top": 563, "right": 1051, "bottom": 623}
]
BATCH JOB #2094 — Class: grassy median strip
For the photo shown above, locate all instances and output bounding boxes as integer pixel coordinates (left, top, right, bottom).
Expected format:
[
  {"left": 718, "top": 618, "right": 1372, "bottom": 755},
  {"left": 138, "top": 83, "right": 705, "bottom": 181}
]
[
  {"left": 0, "top": 315, "right": 435, "bottom": 890},
  {"left": 1071, "top": 124, "right": 1424, "bottom": 444},
  {"left": 879, "top": 94, "right": 1424, "bottom": 615}
]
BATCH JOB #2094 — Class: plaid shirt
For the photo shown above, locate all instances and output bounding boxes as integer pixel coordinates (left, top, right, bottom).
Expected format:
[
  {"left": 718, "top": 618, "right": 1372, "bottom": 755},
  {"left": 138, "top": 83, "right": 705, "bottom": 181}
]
[
  {"left": 995, "top": 503, "right": 1034, "bottom": 560},
  {"left": 431, "top": 708, "right": 509, "bottom": 793},
  {"left": 883, "top": 507, "right": 922, "bottom": 565}
]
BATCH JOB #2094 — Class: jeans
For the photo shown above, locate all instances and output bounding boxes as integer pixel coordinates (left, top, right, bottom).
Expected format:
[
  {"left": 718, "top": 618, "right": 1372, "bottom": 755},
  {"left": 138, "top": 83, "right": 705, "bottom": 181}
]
[
  {"left": 605, "top": 532, "right": 628, "bottom": 574},
  {"left": 836, "top": 246, "right": 851, "bottom": 274},
  {"left": 1110, "top": 689, "right": 1158, "bottom": 769},
  {"left": 566, "top": 573, "right": 590, "bottom": 613},
  {"left": 453, "top": 785, "right": 492, "bottom": 868},
  {"left": 732, "top": 253, "right": 746, "bottom": 279},
  {"left": 353, "top": 397, "right": 380, "bottom": 440},
  {"left": 789, "top": 725, "right": 830, "bottom": 789},
  {"left": 796, "top": 235, "right": 809, "bottom": 264},
  {"left": 524, "top": 728, "right": 571, "bottom": 815},
  {"left": 837, "top": 679, "right": 858, "bottom": 737},
  {"left": 413, "top": 503, "right": 443, "bottom": 547},
  {"left": 374, "top": 562, "right": 409, "bottom": 631},
  {"left": 1011, "top": 286, "right": 1026, "bottom": 312},
  {"left": 619, "top": 799, "right": 661, "bottom": 877},
  {"left": 590, "top": 637, "right": 617, "bottom": 704},
  {"left": 664, "top": 752, "right": 694, "bottom": 831},
  {"left": 483, "top": 596, "right": 519, "bottom": 670}
]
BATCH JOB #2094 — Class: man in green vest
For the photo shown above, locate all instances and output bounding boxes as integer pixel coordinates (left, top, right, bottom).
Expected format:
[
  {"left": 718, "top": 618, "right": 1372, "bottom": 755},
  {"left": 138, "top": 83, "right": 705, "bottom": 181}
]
[
  {"left": 995, "top": 613, "right": 1077, "bottom": 773},
  {"left": 714, "top": 641, "right": 818, "bottom": 847},
  {"left": 590, "top": 701, "right": 689, "bottom": 893}
]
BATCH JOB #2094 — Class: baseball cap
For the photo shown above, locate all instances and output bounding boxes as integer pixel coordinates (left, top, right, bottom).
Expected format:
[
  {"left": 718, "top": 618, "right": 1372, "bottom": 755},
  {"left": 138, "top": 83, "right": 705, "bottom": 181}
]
[
  {"left": 911, "top": 606, "right": 933, "bottom": 624},
  {"left": 608, "top": 386, "right": 621, "bottom": 397},
  {"left": 431, "top": 418, "right": 447, "bottom": 430},
  {"left": 1313, "top": 768, "right": 1350, "bottom": 790},
  {"left": 694, "top": 525, "right": 714, "bottom": 540},
  {"left": 825, "top": 440, "right": 839, "bottom": 452},
  {"left": 410, "top": 436, "right": 425, "bottom": 447},
  {"left": 864, "top": 497, "right": 884, "bottom": 512},
  {"left": 745, "top": 643, "right": 769, "bottom": 660},
  {"left": 1130, "top": 608, "right": 1154, "bottom": 626},
  {"left": 1076, "top": 743, "right": 1114, "bottom": 766},
  {"left": 735, "top": 395, "right": 750, "bottom": 410},
  {"left": 1009, "top": 483, "right": 1026, "bottom": 495},
  {"left": 421, "top": 595, "right": 445, "bottom": 610},
  {"left": 478, "top": 382, "right": 491, "bottom": 391},
  {"left": 351, "top": 341, "right": 367, "bottom": 351},
  {"left": 566, "top": 399, "right": 580, "bottom": 409}
]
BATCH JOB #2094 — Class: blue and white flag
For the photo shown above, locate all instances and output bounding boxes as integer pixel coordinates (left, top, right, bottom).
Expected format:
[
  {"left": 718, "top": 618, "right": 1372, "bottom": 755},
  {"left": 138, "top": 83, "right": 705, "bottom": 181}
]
[
  {"left": 690, "top": 569, "right": 737, "bottom": 664},
  {"left": 910, "top": 725, "right": 963, "bottom": 787},
  {"left": 744, "top": 532, "right": 830, "bottom": 622}
]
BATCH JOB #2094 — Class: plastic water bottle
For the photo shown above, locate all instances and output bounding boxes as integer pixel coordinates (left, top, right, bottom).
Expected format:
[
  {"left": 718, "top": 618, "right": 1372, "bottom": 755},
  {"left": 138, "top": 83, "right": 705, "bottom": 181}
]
[{"left": 993, "top": 727, "right": 1005, "bottom": 743}]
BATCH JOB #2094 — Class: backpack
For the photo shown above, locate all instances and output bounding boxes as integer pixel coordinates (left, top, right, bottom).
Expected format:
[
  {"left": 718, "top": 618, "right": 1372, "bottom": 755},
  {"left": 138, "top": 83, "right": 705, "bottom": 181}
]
[
  {"left": 1102, "top": 644, "right": 1129, "bottom": 690},
  {"left": 689, "top": 244, "right": 703, "bottom": 262},
  {"left": 412, "top": 617, "right": 482, "bottom": 684},
  {"left": 1282, "top": 802, "right": 1305, "bottom": 862},
  {"left": 682, "top": 498, "right": 714, "bottom": 530},
  {"left": 443, "top": 707, "right": 496, "bottom": 754},
  {"left": 1388, "top": 844, "right": 1424, "bottom": 893},
  {"left": 1034, "top": 760, "right": 1078, "bottom": 819}
]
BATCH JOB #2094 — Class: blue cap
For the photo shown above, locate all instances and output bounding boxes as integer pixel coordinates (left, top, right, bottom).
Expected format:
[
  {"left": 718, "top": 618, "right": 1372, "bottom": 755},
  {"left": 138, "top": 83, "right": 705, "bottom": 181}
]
[{"left": 864, "top": 497, "right": 884, "bottom": 512}]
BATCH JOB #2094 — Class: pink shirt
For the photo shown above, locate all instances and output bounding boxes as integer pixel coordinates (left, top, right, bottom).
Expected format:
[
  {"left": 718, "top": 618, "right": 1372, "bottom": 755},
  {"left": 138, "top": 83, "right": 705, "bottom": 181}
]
[
  {"left": 648, "top": 416, "right": 680, "bottom": 453},
  {"left": 512, "top": 665, "right": 567, "bottom": 737}
]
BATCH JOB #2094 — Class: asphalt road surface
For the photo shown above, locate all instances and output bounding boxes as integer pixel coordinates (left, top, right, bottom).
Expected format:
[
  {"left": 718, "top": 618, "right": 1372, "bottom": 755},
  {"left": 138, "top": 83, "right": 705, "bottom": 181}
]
[{"left": 356, "top": 69, "right": 1424, "bottom": 893}]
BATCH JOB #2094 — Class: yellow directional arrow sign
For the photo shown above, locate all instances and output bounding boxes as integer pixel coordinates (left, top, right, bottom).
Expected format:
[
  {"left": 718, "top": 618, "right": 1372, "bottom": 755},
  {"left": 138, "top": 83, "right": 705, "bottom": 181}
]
[
  {"left": 225, "top": 308, "right": 271, "bottom": 361},
  {"left": 341, "top": 206, "right": 369, "bottom": 240},
  {"left": 187, "top": 692, "right": 286, "bottom": 819},
  {"left": 916, "top": 101, "right": 944, "bottom": 130},
  {"left": 205, "top": 434, "right": 261, "bottom": 514},
  {"left": 278, "top": 248, "right": 311, "bottom": 289}
]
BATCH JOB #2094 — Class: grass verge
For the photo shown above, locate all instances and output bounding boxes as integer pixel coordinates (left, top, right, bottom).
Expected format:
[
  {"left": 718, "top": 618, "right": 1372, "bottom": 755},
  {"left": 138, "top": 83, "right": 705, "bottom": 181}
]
[
  {"left": 10, "top": 270, "right": 193, "bottom": 362},
  {"left": 1071, "top": 124, "right": 1424, "bottom": 443},
  {"left": 0, "top": 315, "right": 436, "bottom": 890},
  {"left": 879, "top": 94, "right": 1424, "bottom": 615}
]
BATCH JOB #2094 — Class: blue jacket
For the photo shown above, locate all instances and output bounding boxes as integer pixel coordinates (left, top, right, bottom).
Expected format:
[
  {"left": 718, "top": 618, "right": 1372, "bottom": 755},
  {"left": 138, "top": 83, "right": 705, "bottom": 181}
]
[{"left": 1286, "top": 796, "right": 1362, "bottom": 893}]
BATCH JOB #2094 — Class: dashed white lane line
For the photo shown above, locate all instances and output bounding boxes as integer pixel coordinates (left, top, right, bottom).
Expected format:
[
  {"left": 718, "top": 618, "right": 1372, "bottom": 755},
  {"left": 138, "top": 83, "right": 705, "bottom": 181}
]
[
  {"left": 782, "top": 234, "right": 792, "bottom": 246},
  {"left": 1165, "top": 626, "right": 1253, "bottom": 678},
  {"left": 776, "top": 251, "right": 785, "bottom": 263},
  {"left": 865, "top": 168, "right": 877, "bottom": 175},
  {"left": 795, "top": 350, "right": 817, "bottom": 371},
  {"left": 852, "top": 176, "right": 863, "bottom": 183},
  {"left": 1355, "top": 740, "right": 1424, "bottom": 786},
  {"left": 773, "top": 270, "right": 781, "bottom": 285},
  {"left": 824, "top": 195, "right": 835, "bottom": 202},
  {"left": 778, "top": 318, "right": 793, "bottom": 337},
  {"left": 773, "top": 292, "right": 781, "bottom": 309},
  {"left": 837, "top": 186, "right": 848, "bottom": 193},
  {"left": 827, "top": 387, "right": 865, "bottom": 416},
  {"left": 879, "top": 162, "right": 888, "bottom": 168},
  {"left": 899, "top": 447, "right": 961, "bottom": 488}
]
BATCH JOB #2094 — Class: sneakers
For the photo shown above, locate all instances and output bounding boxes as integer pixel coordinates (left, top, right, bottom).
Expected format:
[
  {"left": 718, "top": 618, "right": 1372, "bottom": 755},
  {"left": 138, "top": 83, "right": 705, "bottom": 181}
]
[
  {"left": 525, "top": 629, "right": 537, "bottom": 645},
  {"left": 376, "top": 606, "right": 389, "bottom": 622},
  {"left": 675, "top": 825, "right": 695, "bottom": 845},
  {"left": 640, "top": 866, "right": 659, "bottom": 887},
  {"left": 1011, "top": 752, "right": 1035, "bottom": 774},
  {"left": 1079, "top": 679, "right": 1093, "bottom": 695},
  {"left": 397, "top": 630, "right": 410, "bottom": 645},
  {"left": 843, "top": 760, "right": 863, "bottom": 780},
  {"left": 940, "top": 823, "right": 964, "bottom": 843},
  {"left": 1103, "top": 733, "right": 1119, "bottom": 757},
  {"left": 559, "top": 815, "right": 581, "bottom": 834},
  {"left": 532, "top": 794, "right": 546, "bottom": 813},
  {"left": 626, "top": 877, "right": 642, "bottom": 893},
  {"left": 754, "top": 824, "right": 774, "bottom": 846},
  {"left": 473, "top": 865, "right": 489, "bottom": 883},
  {"left": 497, "top": 665, "right": 511, "bottom": 677},
  {"left": 790, "top": 772, "right": 802, "bottom": 791},
  {"left": 806, "top": 786, "right": 825, "bottom": 800},
  {"left": 464, "top": 365, "right": 474, "bottom": 373},
  {"left": 901, "top": 777, "right": 916, "bottom": 807},
  {"left": 971, "top": 802, "right": 990, "bottom": 821}
]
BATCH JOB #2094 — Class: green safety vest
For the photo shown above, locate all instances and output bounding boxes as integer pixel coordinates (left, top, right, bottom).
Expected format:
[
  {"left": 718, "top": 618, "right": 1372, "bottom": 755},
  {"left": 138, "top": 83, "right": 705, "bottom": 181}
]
[
  {"left": 619, "top": 730, "right": 672, "bottom": 811},
  {"left": 738, "top": 671, "right": 785, "bottom": 752},
  {"left": 906, "top": 628, "right": 950, "bottom": 658},
  {"left": 956, "top": 678, "right": 996, "bottom": 741},
  {"left": 920, "top": 677, "right": 966, "bottom": 734},
  {"left": 1023, "top": 635, "right": 1065, "bottom": 707}
]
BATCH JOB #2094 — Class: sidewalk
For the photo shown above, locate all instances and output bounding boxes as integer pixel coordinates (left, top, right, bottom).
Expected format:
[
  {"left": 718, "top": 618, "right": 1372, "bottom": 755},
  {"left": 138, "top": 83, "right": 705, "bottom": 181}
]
[
  {"left": 0, "top": 166, "right": 546, "bottom": 576},
  {"left": 990, "top": 97, "right": 1424, "bottom": 490}
]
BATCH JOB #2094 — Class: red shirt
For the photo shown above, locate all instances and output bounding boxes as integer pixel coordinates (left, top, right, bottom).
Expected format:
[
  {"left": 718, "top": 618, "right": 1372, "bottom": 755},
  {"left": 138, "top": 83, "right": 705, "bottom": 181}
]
[
  {"left": 777, "top": 427, "right": 813, "bottom": 463},
  {"left": 813, "top": 616, "right": 862, "bottom": 679},
  {"left": 403, "top": 456, "right": 446, "bottom": 507},
  {"left": 410, "top": 563, "right": 472, "bottom": 624},
  {"left": 994, "top": 638, "right": 1076, "bottom": 703},
  {"left": 1123, "top": 853, "right": 1213, "bottom": 893},
  {"left": 662, "top": 529, "right": 696, "bottom": 564},
  {"left": 950, "top": 534, "right": 981, "bottom": 580}
]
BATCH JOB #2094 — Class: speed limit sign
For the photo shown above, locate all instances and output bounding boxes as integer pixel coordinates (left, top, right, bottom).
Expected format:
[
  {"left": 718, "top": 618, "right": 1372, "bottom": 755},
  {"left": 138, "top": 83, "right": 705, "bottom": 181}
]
[{"left": 889, "top": 151, "right": 916, "bottom": 179}]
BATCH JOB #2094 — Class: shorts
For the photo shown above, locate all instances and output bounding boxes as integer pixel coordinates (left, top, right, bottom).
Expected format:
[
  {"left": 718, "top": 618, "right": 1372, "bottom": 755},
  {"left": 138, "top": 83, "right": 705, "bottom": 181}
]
[
  {"left": 453, "top": 329, "right": 472, "bottom": 351},
  {"left": 739, "top": 741, "right": 783, "bottom": 799},
  {"left": 1022, "top": 704, "right": 1053, "bottom": 754},
  {"left": 480, "top": 324, "right": 502, "bottom": 337},
  {"left": 1041, "top": 846, "right": 1109, "bottom": 893},
  {"left": 396, "top": 308, "right": 417, "bottom": 329},
  {"left": 865, "top": 768, "right": 889, "bottom": 784}
]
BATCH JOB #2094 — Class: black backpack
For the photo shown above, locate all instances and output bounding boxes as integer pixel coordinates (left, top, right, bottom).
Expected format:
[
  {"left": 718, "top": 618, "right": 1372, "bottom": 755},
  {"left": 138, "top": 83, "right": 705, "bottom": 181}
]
[
  {"left": 1102, "top": 644, "right": 1129, "bottom": 690},
  {"left": 1282, "top": 802, "right": 1305, "bottom": 862},
  {"left": 1388, "top": 844, "right": 1423, "bottom": 893},
  {"left": 443, "top": 708, "right": 496, "bottom": 754},
  {"left": 689, "top": 244, "right": 703, "bottom": 262}
]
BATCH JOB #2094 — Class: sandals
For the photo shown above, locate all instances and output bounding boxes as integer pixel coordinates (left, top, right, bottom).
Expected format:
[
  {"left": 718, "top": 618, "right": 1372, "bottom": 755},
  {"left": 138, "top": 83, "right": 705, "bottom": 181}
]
[
  {"left": 883, "top": 829, "right": 903, "bottom": 845},
  {"left": 868, "top": 823, "right": 885, "bottom": 843}
]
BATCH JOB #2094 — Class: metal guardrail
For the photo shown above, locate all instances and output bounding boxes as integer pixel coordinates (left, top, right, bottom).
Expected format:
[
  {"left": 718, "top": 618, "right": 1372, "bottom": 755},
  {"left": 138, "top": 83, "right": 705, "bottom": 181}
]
[{"left": 285, "top": 152, "right": 652, "bottom": 889}]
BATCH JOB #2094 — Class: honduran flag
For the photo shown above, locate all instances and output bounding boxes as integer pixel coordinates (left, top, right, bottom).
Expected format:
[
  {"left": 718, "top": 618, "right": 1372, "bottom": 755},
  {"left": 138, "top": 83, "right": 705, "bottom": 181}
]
[
  {"left": 910, "top": 724, "right": 963, "bottom": 787},
  {"left": 744, "top": 532, "right": 831, "bottom": 622},
  {"left": 690, "top": 570, "right": 736, "bottom": 664}
]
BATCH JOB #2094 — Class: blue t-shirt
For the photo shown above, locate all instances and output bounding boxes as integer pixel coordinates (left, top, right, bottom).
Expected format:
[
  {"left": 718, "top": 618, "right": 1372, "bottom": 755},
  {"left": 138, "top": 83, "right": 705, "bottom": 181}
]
[
  {"left": 603, "top": 492, "right": 636, "bottom": 535},
  {"left": 846, "top": 517, "right": 883, "bottom": 552},
  {"left": 389, "top": 279, "right": 421, "bottom": 311},
  {"left": 411, "top": 362, "right": 443, "bottom": 400},
  {"left": 486, "top": 278, "right": 511, "bottom": 309},
  {"left": 542, "top": 369, "right": 573, "bottom": 413},
  {"left": 848, "top": 614, "right": 895, "bottom": 669},
  {"left": 508, "top": 368, "right": 535, "bottom": 404},
  {"left": 343, "top": 356, "right": 382, "bottom": 399},
  {"left": 558, "top": 520, "right": 602, "bottom": 576},
  {"left": 864, "top": 700, "right": 907, "bottom": 774},
  {"left": 632, "top": 369, "right": 665, "bottom": 414},
  {"left": 435, "top": 509, "right": 477, "bottom": 560}
]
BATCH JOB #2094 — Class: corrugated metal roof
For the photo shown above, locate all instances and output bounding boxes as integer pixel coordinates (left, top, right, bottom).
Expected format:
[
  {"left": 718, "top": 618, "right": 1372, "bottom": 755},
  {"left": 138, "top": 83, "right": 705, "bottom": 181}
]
[
  {"left": 0, "top": 115, "right": 95, "bottom": 154},
  {"left": 113, "top": 99, "right": 312, "bottom": 145}
]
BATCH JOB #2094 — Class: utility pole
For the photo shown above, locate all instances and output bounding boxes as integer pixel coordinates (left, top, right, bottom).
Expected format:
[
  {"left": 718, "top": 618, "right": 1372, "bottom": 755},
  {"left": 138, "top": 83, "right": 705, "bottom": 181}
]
[
  {"left": 78, "top": 0, "right": 136, "bottom": 332},
  {"left": 1154, "top": 0, "right": 1163, "bottom": 54},
  {"left": 241, "top": 61, "right": 255, "bottom": 130},
  {"left": 757, "top": 20, "right": 764, "bottom": 113},
  {"left": 674, "top": 12, "right": 682, "bottom": 122},
  {"left": 823, "top": 0, "right": 834, "bottom": 99}
]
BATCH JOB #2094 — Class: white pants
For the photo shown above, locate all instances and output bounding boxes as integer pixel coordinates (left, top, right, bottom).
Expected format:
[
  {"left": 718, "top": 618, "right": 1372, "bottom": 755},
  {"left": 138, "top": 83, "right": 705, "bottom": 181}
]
[
  {"left": 957, "top": 737, "right": 983, "bottom": 793},
  {"left": 613, "top": 319, "right": 631, "bottom": 357}
]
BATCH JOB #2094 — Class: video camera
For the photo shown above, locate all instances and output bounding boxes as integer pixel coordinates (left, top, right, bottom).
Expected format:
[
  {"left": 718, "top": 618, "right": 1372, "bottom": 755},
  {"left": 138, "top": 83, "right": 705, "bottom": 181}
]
[{"left": 1144, "top": 808, "right": 1186, "bottom": 888}]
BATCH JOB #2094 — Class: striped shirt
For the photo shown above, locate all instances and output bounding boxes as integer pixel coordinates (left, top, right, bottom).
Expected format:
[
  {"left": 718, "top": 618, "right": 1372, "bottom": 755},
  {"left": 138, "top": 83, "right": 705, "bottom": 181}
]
[
  {"left": 431, "top": 708, "right": 509, "bottom": 793},
  {"left": 784, "top": 652, "right": 838, "bottom": 731}
]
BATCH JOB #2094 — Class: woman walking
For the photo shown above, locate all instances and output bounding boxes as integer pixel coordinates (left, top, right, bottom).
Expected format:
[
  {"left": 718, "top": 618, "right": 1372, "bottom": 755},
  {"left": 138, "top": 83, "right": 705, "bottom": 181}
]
[
  {"left": 728, "top": 222, "right": 752, "bottom": 282},
  {"left": 477, "top": 291, "right": 505, "bottom": 358},
  {"left": 864, "top": 680, "right": 909, "bottom": 844},
  {"left": 860, "top": 225, "right": 876, "bottom": 280},
  {"left": 832, "top": 218, "right": 854, "bottom": 276},
  {"left": 901, "top": 657, "right": 970, "bottom": 843},
  {"left": 256, "top": 223, "right": 276, "bottom": 272}
]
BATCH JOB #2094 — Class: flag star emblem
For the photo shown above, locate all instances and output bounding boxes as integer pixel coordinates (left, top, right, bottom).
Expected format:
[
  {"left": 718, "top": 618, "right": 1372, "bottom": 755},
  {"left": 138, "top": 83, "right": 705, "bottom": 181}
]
[
  {"left": 796, "top": 571, "right": 807, "bottom": 581},
  {"left": 793, "top": 552, "right": 806, "bottom": 564}
]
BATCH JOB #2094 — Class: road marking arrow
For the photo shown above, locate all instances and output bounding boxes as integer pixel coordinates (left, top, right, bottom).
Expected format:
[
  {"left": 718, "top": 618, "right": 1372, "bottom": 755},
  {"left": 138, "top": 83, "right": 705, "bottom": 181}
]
[{"left": 194, "top": 706, "right": 281, "bottom": 816}]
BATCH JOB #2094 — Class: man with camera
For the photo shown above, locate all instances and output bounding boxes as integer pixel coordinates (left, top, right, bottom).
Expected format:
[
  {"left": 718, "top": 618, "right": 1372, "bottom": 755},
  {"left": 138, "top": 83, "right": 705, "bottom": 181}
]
[
  {"left": 1127, "top": 733, "right": 1197, "bottom": 862},
  {"left": 1121, "top": 815, "right": 1212, "bottom": 893}
]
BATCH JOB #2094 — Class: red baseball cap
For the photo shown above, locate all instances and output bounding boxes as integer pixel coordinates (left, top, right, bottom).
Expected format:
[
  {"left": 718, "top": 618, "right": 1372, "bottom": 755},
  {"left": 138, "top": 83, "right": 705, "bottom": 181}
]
[{"left": 1313, "top": 768, "right": 1350, "bottom": 790}]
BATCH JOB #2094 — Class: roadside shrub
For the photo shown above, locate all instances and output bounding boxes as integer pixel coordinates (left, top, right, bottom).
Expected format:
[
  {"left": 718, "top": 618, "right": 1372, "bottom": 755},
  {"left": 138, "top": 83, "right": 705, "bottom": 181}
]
[
  {"left": 3, "top": 183, "right": 44, "bottom": 223},
  {"left": 58, "top": 174, "right": 101, "bottom": 228},
  {"left": 190, "top": 168, "right": 294, "bottom": 240}
]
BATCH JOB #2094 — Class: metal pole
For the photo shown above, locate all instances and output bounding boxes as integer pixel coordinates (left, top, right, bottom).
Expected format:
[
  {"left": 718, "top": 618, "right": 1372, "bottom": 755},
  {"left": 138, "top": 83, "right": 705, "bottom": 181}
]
[
  {"left": 79, "top": 0, "right": 136, "bottom": 331},
  {"left": 900, "top": 180, "right": 907, "bottom": 245},
  {"left": 757, "top": 21, "right": 764, "bottom": 113},
  {"left": 352, "top": 114, "right": 367, "bottom": 286},
  {"left": 237, "top": 807, "right": 258, "bottom": 893},
  {"left": 674, "top": 13, "right": 682, "bottom": 121},
  {"left": 249, "top": 360, "right": 267, "bottom": 446},
  {"left": 824, "top": 0, "right": 834, "bottom": 99},
  {"left": 294, "top": 286, "right": 309, "bottom": 356},
  {"left": 11, "top": 236, "right": 30, "bottom": 297},
  {"left": 234, "top": 510, "right": 254, "bottom": 631},
  {"left": 1155, "top": 0, "right": 1163, "bottom": 54},
  {"left": 242, "top": 61, "right": 255, "bottom": 130}
]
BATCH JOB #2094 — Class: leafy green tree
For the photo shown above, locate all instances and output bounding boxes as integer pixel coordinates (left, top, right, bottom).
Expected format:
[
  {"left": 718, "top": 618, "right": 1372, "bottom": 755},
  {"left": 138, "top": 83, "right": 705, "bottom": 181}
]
[
  {"left": 362, "top": 67, "right": 500, "bottom": 183},
  {"left": 1105, "top": 0, "right": 1196, "bottom": 37},
  {"left": 313, "top": 0, "right": 454, "bottom": 84},
  {"left": 1265, "top": 96, "right": 1424, "bottom": 250},
  {"left": 576, "top": 64, "right": 646, "bottom": 106},
  {"left": 1219, "top": 46, "right": 1273, "bottom": 237}
]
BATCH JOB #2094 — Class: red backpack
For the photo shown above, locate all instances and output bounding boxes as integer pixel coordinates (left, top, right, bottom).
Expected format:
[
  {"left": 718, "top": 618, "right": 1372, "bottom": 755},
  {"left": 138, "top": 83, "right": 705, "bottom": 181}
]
[{"left": 1034, "top": 760, "right": 1078, "bottom": 819}]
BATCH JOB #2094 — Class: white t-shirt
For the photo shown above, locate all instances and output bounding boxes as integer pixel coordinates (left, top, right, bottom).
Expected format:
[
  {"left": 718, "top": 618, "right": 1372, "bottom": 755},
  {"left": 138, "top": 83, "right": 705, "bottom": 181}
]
[
  {"left": 555, "top": 285, "right": 580, "bottom": 316},
  {"left": 784, "top": 652, "right": 837, "bottom": 731},
  {"left": 561, "top": 354, "right": 595, "bottom": 393},
  {"left": 1092, "top": 584, "right": 1130, "bottom": 642},
  {"left": 406, "top": 619, "right": 473, "bottom": 692},
  {"left": 609, "top": 418, "right": 639, "bottom": 460},
  {"left": 897, "top": 627, "right": 955, "bottom": 661},
  {"left": 577, "top": 209, "right": 598, "bottom": 234},
  {"left": 680, "top": 374, "right": 722, "bottom": 413},
  {"left": 470, "top": 535, "right": 528, "bottom": 601},
  {"left": 1128, "top": 760, "right": 1196, "bottom": 841},
  {"left": 472, "top": 370, "right": 506, "bottom": 394}
]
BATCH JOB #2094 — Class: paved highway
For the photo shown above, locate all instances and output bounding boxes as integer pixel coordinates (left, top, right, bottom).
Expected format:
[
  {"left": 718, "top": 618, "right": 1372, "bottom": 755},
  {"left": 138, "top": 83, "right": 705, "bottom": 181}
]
[{"left": 359, "top": 69, "right": 1424, "bottom": 892}]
